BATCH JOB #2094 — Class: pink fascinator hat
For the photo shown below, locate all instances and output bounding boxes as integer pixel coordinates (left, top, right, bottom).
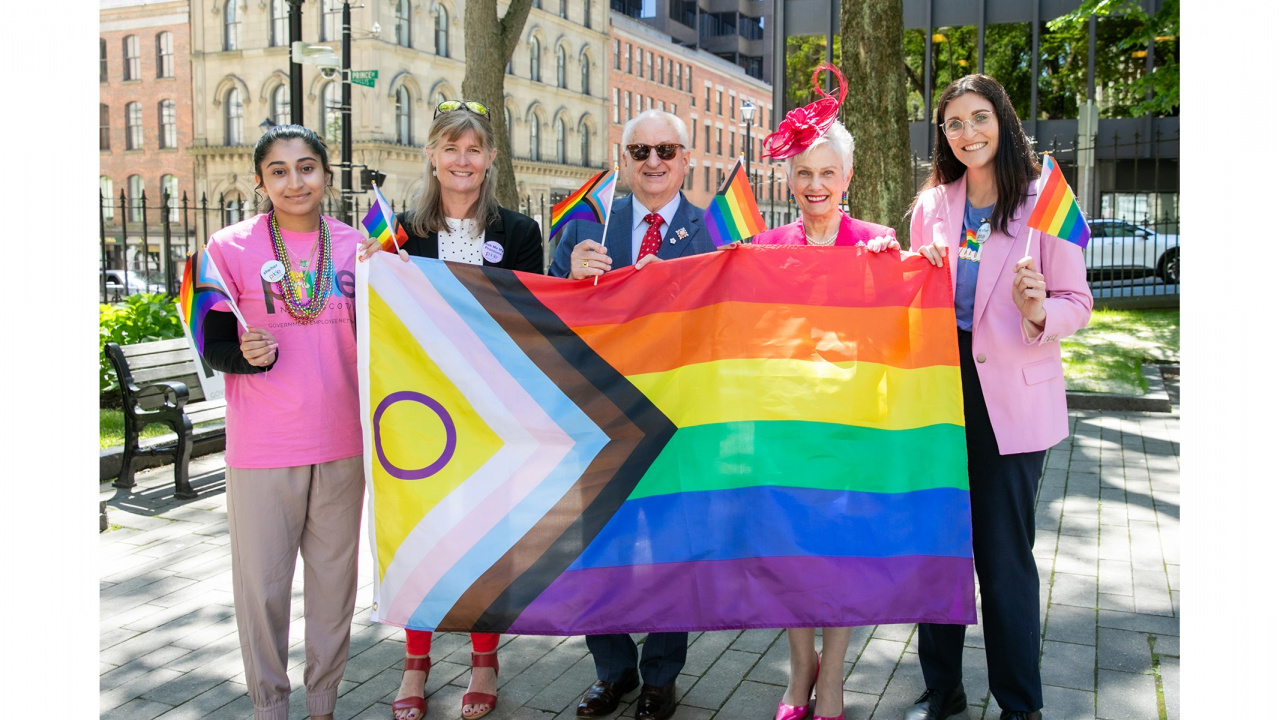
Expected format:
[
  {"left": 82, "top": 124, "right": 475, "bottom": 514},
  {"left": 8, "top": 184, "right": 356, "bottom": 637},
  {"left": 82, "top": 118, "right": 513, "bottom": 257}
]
[{"left": 761, "top": 63, "right": 848, "bottom": 160}]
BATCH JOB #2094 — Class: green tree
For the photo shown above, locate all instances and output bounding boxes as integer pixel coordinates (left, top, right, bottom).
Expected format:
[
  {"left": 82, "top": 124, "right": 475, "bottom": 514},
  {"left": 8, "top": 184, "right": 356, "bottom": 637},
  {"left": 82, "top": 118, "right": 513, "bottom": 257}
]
[
  {"left": 784, "top": 35, "right": 841, "bottom": 112},
  {"left": 460, "top": 0, "right": 536, "bottom": 208}
]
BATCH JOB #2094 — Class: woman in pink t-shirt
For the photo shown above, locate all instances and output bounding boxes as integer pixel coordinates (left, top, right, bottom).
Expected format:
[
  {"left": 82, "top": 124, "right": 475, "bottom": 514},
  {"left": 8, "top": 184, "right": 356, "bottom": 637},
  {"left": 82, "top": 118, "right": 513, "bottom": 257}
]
[{"left": 200, "top": 125, "right": 364, "bottom": 720}]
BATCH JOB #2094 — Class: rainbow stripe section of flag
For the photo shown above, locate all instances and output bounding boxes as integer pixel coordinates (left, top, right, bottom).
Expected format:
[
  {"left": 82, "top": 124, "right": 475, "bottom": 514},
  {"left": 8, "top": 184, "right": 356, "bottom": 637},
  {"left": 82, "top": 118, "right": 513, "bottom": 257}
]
[
  {"left": 362, "top": 183, "right": 409, "bottom": 252},
  {"left": 358, "top": 247, "right": 974, "bottom": 634},
  {"left": 1028, "top": 154, "right": 1091, "bottom": 248},
  {"left": 703, "top": 157, "right": 767, "bottom": 246},
  {"left": 549, "top": 168, "right": 616, "bottom": 240},
  {"left": 177, "top": 249, "right": 241, "bottom": 352}
]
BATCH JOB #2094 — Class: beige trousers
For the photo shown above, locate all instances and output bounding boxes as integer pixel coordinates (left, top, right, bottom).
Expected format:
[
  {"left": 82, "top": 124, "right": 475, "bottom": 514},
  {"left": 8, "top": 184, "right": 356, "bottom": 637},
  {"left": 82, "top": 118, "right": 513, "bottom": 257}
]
[{"left": 226, "top": 455, "right": 364, "bottom": 720}]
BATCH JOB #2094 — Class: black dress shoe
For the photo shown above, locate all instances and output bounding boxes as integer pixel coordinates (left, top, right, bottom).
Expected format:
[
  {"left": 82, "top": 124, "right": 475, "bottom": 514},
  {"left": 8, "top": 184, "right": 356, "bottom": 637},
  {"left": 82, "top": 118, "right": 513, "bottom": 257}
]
[
  {"left": 576, "top": 675, "right": 640, "bottom": 717},
  {"left": 999, "top": 711, "right": 1041, "bottom": 720},
  {"left": 904, "top": 685, "right": 967, "bottom": 720},
  {"left": 635, "top": 683, "right": 678, "bottom": 720}
]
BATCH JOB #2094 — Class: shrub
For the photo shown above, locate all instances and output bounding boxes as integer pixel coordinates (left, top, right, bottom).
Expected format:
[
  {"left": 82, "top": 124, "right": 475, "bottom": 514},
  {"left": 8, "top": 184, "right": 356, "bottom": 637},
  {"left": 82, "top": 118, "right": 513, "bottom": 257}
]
[{"left": 100, "top": 293, "right": 184, "bottom": 401}]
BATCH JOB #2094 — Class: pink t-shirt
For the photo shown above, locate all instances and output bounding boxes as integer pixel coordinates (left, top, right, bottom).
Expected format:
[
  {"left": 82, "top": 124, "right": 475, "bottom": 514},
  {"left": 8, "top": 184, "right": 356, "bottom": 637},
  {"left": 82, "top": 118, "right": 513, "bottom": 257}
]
[{"left": 205, "top": 213, "right": 363, "bottom": 468}]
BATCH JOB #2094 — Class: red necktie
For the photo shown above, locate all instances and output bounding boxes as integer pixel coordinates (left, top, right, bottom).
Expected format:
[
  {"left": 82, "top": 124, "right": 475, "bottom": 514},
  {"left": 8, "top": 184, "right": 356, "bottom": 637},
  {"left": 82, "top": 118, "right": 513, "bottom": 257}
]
[{"left": 637, "top": 212, "right": 663, "bottom": 262}]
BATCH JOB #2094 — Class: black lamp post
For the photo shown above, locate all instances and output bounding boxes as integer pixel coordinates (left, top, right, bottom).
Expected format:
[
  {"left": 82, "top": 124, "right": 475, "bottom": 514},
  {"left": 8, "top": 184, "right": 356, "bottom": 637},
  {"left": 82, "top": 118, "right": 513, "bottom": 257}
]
[
  {"left": 288, "top": 0, "right": 303, "bottom": 125},
  {"left": 740, "top": 100, "right": 756, "bottom": 181}
]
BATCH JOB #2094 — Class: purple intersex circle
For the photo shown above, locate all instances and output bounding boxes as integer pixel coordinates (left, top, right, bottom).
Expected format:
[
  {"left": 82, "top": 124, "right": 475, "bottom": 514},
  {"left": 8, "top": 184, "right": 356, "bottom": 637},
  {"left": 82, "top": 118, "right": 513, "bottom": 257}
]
[{"left": 372, "top": 391, "right": 458, "bottom": 480}]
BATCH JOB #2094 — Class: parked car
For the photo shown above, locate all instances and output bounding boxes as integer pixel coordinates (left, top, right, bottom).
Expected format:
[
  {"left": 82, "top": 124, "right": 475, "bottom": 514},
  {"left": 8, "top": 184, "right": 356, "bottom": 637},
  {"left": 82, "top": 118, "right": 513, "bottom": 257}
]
[
  {"left": 101, "top": 269, "right": 165, "bottom": 302},
  {"left": 1084, "top": 219, "right": 1179, "bottom": 284}
]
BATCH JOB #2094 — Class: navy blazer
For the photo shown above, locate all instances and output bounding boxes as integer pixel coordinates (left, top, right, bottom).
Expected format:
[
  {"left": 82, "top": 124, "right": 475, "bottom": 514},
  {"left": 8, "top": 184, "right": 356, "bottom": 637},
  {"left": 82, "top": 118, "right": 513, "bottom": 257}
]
[
  {"left": 547, "top": 192, "right": 714, "bottom": 278},
  {"left": 397, "top": 206, "right": 544, "bottom": 273}
]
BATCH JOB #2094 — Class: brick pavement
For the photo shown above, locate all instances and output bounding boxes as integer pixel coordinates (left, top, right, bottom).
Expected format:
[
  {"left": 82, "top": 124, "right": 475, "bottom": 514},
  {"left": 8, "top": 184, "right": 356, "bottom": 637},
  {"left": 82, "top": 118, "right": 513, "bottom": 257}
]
[{"left": 101, "top": 407, "right": 1179, "bottom": 720}]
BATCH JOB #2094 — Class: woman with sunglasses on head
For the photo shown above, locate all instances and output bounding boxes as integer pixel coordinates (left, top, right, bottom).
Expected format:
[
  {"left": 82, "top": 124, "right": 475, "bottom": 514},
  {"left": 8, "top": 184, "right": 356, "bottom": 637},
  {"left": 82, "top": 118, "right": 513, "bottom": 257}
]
[
  {"left": 902, "top": 75, "right": 1091, "bottom": 720},
  {"left": 361, "top": 99, "right": 542, "bottom": 720},
  {"left": 199, "top": 125, "right": 365, "bottom": 720}
]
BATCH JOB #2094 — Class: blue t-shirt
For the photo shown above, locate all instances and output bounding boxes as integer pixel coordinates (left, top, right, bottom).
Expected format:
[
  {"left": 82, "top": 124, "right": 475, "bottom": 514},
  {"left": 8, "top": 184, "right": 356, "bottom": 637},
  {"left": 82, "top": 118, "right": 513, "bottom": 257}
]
[{"left": 955, "top": 200, "right": 994, "bottom": 331}]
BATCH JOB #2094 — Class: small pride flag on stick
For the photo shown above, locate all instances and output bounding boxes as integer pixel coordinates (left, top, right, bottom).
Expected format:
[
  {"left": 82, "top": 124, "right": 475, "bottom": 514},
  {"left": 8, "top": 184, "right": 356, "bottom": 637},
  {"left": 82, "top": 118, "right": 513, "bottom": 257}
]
[
  {"left": 550, "top": 167, "right": 617, "bottom": 241},
  {"left": 361, "top": 183, "right": 408, "bottom": 252},
  {"left": 178, "top": 248, "right": 247, "bottom": 353},
  {"left": 1026, "top": 153, "right": 1091, "bottom": 255},
  {"left": 703, "top": 156, "right": 767, "bottom": 246}
]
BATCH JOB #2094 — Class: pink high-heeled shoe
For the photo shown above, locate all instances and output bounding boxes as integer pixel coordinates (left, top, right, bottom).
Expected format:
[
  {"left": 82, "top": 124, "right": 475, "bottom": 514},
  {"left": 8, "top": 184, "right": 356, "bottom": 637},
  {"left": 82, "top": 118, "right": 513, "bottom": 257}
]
[{"left": 774, "top": 652, "right": 820, "bottom": 720}]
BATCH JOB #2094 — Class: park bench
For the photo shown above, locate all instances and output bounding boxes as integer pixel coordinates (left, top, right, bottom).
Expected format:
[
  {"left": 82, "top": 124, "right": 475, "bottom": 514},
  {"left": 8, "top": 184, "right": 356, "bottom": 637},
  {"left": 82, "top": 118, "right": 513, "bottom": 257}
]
[{"left": 104, "top": 338, "right": 227, "bottom": 499}]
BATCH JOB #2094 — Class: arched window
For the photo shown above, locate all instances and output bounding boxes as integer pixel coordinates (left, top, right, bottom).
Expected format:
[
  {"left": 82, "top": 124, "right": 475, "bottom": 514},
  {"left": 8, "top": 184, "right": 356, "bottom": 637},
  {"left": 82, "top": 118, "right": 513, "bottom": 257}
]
[
  {"left": 100, "top": 104, "right": 110, "bottom": 151},
  {"left": 224, "top": 88, "right": 243, "bottom": 145},
  {"left": 270, "top": 0, "right": 287, "bottom": 46},
  {"left": 529, "top": 37, "right": 540, "bottom": 82},
  {"left": 582, "top": 0, "right": 590, "bottom": 28},
  {"left": 224, "top": 1, "right": 239, "bottom": 50},
  {"left": 433, "top": 90, "right": 447, "bottom": 106},
  {"left": 435, "top": 7, "right": 449, "bottom": 58},
  {"left": 123, "top": 35, "right": 139, "bottom": 80},
  {"left": 161, "top": 174, "right": 179, "bottom": 221},
  {"left": 504, "top": 107, "right": 513, "bottom": 147},
  {"left": 272, "top": 84, "right": 291, "bottom": 125},
  {"left": 100, "top": 39, "right": 108, "bottom": 82},
  {"left": 321, "top": 82, "right": 339, "bottom": 143},
  {"left": 101, "top": 177, "right": 115, "bottom": 221},
  {"left": 396, "top": 85, "right": 412, "bottom": 145},
  {"left": 156, "top": 32, "right": 174, "bottom": 77},
  {"left": 556, "top": 46, "right": 566, "bottom": 88},
  {"left": 555, "top": 117, "right": 565, "bottom": 163},
  {"left": 128, "top": 175, "right": 145, "bottom": 223},
  {"left": 125, "top": 102, "right": 142, "bottom": 150},
  {"left": 579, "top": 120, "right": 590, "bottom": 166},
  {"left": 159, "top": 100, "right": 176, "bottom": 148},
  {"left": 321, "top": 0, "right": 340, "bottom": 41},
  {"left": 529, "top": 113, "right": 541, "bottom": 162},
  {"left": 396, "top": 0, "right": 411, "bottom": 47},
  {"left": 580, "top": 52, "right": 590, "bottom": 95},
  {"left": 224, "top": 192, "right": 244, "bottom": 226}
]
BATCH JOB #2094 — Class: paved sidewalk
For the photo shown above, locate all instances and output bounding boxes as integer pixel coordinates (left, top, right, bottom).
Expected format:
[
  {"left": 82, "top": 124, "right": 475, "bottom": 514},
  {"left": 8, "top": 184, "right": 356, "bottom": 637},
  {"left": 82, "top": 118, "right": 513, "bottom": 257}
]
[{"left": 101, "top": 407, "right": 1179, "bottom": 720}]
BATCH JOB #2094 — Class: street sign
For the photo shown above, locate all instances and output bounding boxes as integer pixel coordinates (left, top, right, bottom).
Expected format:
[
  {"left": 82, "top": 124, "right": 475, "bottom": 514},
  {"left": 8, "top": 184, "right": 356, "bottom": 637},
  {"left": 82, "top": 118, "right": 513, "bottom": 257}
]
[{"left": 351, "top": 70, "right": 378, "bottom": 88}]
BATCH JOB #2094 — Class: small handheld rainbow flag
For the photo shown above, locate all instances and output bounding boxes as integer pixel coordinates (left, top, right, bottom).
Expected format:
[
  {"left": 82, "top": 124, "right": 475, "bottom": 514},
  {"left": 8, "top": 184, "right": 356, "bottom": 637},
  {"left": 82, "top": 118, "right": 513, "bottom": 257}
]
[
  {"left": 178, "top": 248, "right": 247, "bottom": 352},
  {"left": 1027, "top": 153, "right": 1091, "bottom": 249},
  {"left": 702, "top": 156, "right": 767, "bottom": 247},
  {"left": 550, "top": 167, "right": 617, "bottom": 240},
  {"left": 361, "top": 183, "right": 409, "bottom": 252}
]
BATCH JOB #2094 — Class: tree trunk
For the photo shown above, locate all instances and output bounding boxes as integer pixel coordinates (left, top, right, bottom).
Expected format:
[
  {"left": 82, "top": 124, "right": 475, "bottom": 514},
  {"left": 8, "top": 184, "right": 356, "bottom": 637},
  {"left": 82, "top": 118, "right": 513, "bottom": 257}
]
[
  {"left": 842, "top": 0, "right": 915, "bottom": 243},
  {"left": 461, "top": 0, "right": 534, "bottom": 210}
]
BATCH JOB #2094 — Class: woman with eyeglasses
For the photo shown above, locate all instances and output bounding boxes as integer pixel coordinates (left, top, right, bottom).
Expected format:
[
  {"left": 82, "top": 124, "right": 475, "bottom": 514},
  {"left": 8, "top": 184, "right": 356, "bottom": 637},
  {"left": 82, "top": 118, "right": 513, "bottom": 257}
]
[
  {"left": 901, "top": 75, "right": 1091, "bottom": 720},
  {"left": 363, "top": 99, "right": 543, "bottom": 720}
]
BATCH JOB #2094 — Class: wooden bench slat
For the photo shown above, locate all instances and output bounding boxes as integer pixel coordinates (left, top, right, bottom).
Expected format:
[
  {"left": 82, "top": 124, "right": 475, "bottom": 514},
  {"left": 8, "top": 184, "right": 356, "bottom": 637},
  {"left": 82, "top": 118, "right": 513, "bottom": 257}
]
[
  {"left": 125, "top": 349, "right": 201, "bottom": 371},
  {"left": 121, "top": 338, "right": 190, "bottom": 356},
  {"left": 130, "top": 366, "right": 199, "bottom": 386}
]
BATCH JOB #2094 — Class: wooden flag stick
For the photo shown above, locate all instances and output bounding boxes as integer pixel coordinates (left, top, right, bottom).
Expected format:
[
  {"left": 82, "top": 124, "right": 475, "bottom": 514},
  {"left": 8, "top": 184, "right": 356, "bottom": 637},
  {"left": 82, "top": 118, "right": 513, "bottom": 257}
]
[{"left": 593, "top": 164, "right": 619, "bottom": 287}]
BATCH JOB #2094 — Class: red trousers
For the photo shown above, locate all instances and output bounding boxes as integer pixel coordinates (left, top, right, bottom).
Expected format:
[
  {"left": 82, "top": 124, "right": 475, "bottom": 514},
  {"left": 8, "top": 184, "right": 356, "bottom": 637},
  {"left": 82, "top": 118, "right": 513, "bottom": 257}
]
[{"left": 405, "top": 629, "right": 498, "bottom": 656}]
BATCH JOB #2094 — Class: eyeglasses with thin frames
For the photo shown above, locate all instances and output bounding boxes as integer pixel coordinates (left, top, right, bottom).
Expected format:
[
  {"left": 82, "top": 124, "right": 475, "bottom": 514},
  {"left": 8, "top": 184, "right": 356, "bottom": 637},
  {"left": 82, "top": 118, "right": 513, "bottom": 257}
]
[
  {"left": 625, "top": 143, "right": 684, "bottom": 161},
  {"left": 941, "top": 112, "right": 994, "bottom": 139}
]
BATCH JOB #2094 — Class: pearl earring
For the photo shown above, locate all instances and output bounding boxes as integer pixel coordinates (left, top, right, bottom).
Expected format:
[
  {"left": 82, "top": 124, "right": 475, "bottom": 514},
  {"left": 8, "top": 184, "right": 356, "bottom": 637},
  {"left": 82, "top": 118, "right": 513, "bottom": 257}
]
[{"left": 431, "top": 166, "right": 437, "bottom": 177}]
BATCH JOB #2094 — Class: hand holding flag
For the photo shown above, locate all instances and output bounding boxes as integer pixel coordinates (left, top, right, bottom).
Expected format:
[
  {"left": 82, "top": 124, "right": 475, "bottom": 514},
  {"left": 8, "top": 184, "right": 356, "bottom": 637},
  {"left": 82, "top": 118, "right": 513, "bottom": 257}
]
[
  {"left": 361, "top": 183, "right": 409, "bottom": 253},
  {"left": 178, "top": 248, "right": 247, "bottom": 352},
  {"left": 1026, "top": 153, "right": 1091, "bottom": 255}
]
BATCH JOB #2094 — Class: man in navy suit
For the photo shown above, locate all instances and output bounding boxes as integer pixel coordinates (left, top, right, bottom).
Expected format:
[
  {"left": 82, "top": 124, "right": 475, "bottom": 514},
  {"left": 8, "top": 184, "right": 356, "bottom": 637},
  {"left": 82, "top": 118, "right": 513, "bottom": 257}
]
[{"left": 549, "top": 109, "right": 714, "bottom": 720}]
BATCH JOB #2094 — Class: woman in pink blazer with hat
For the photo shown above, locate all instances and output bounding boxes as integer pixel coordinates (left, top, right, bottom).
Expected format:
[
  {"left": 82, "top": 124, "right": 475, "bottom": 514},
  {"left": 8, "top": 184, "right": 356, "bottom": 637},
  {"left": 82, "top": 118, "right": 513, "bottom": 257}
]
[{"left": 902, "top": 75, "right": 1092, "bottom": 720}]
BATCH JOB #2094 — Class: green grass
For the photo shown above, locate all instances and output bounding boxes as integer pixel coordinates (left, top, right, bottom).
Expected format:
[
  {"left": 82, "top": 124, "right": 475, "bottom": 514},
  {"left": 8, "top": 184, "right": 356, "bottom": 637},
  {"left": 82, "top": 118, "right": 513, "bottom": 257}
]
[
  {"left": 1061, "top": 308, "right": 1179, "bottom": 395},
  {"left": 98, "top": 409, "right": 229, "bottom": 450}
]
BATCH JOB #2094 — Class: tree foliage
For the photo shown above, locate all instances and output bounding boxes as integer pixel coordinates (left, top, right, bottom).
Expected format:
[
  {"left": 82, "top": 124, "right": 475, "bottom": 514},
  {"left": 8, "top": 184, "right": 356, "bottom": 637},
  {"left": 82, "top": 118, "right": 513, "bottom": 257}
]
[{"left": 784, "top": 35, "right": 841, "bottom": 112}]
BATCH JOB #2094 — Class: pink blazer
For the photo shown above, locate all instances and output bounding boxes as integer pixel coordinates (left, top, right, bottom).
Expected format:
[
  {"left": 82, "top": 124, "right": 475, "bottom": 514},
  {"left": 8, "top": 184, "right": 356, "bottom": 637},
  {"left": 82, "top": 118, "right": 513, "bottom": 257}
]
[
  {"left": 752, "top": 213, "right": 895, "bottom": 246},
  {"left": 911, "top": 175, "right": 1093, "bottom": 455}
]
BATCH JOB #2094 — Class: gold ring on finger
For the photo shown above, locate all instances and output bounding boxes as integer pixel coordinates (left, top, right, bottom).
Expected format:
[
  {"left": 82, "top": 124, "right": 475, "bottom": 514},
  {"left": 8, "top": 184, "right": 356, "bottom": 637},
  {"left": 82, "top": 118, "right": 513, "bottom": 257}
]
[{"left": 582, "top": 260, "right": 589, "bottom": 268}]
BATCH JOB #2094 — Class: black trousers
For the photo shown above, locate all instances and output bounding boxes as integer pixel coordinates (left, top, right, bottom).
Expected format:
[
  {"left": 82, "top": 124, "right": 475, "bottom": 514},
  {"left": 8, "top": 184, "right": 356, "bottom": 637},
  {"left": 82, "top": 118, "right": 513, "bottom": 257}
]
[
  {"left": 917, "top": 330, "right": 1046, "bottom": 713},
  {"left": 586, "top": 632, "right": 688, "bottom": 688}
]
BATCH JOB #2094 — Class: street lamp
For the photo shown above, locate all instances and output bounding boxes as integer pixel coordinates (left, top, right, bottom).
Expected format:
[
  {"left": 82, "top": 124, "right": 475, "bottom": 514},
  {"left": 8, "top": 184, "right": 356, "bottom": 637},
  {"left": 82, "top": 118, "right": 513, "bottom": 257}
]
[{"left": 740, "top": 100, "right": 756, "bottom": 182}]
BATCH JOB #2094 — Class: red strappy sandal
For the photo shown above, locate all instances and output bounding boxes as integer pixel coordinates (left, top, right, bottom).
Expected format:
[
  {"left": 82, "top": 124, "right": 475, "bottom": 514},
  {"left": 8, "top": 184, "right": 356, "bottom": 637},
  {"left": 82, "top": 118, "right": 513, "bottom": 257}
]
[
  {"left": 391, "top": 655, "right": 431, "bottom": 720},
  {"left": 461, "top": 651, "right": 499, "bottom": 719}
]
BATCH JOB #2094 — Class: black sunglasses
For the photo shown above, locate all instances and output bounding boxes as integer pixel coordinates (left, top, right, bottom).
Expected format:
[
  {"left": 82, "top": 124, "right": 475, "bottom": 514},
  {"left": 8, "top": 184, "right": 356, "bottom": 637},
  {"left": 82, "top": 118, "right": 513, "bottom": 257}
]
[
  {"left": 434, "top": 100, "right": 490, "bottom": 121},
  {"left": 626, "top": 143, "right": 684, "bottom": 161}
]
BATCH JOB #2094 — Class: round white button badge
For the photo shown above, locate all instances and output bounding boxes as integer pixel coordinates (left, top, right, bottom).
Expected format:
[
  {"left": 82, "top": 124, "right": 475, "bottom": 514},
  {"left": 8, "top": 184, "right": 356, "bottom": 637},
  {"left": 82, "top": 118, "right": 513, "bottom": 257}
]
[
  {"left": 261, "top": 260, "right": 287, "bottom": 283},
  {"left": 482, "top": 241, "right": 504, "bottom": 264}
]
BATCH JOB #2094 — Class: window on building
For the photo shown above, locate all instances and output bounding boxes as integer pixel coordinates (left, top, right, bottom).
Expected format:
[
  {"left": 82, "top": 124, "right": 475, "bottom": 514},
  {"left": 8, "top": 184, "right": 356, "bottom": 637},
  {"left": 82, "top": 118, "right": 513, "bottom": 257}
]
[
  {"left": 667, "top": 59, "right": 673, "bottom": 87},
  {"left": 396, "top": 85, "right": 412, "bottom": 145},
  {"left": 676, "top": 62, "right": 683, "bottom": 90},
  {"left": 703, "top": 165, "right": 709, "bottom": 192},
  {"left": 272, "top": 84, "right": 291, "bottom": 125},
  {"left": 689, "top": 117, "right": 695, "bottom": 148},
  {"left": 612, "top": 88, "right": 619, "bottom": 123},
  {"left": 321, "top": 82, "right": 339, "bottom": 143},
  {"left": 159, "top": 100, "right": 176, "bottom": 148},
  {"left": 704, "top": 86, "right": 710, "bottom": 111},
  {"left": 583, "top": 0, "right": 591, "bottom": 28},
  {"left": 161, "top": 174, "right": 179, "bottom": 220},
  {"left": 101, "top": 38, "right": 108, "bottom": 82},
  {"left": 128, "top": 175, "right": 145, "bottom": 223},
  {"left": 123, "top": 35, "right": 140, "bottom": 80},
  {"left": 647, "top": 52, "right": 653, "bottom": 80},
  {"left": 556, "top": 46, "right": 566, "bottom": 88},
  {"left": 638, "top": 51, "right": 645, "bottom": 79},
  {"left": 716, "top": 128, "right": 722, "bottom": 155},
  {"left": 156, "top": 31, "right": 173, "bottom": 77},
  {"left": 321, "top": 0, "right": 340, "bottom": 41},
  {"left": 225, "top": 88, "right": 244, "bottom": 145},
  {"left": 580, "top": 51, "right": 590, "bottom": 95},
  {"left": 396, "top": 0, "right": 411, "bottom": 47},
  {"left": 270, "top": 0, "right": 287, "bottom": 46},
  {"left": 101, "top": 176, "right": 115, "bottom": 220},
  {"left": 224, "top": 193, "right": 244, "bottom": 226},
  {"left": 125, "top": 102, "right": 143, "bottom": 150},
  {"left": 626, "top": 43, "right": 632, "bottom": 74},
  {"left": 729, "top": 130, "right": 735, "bottom": 156},
  {"left": 224, "top": 0, "right": 240, "bottom": 50},
  {"left": 613, "top": 39, "right": 620, "bottom": 70},
  {"left": 559, "top": 0, "right": 566, "bottom": 18},
  {"left": 505, "top": 107, "right": 513, "bottom": 144},
  {"left": 613, "top": 142, "right": 619, "bottom": 165},
  {"left": 717, "top": 90, "right": 722, "bottom": 115},
  {"left": 435, "top": 6, "right": 449, "bottom": 57},
  {"left": 100, "top": 104, "right": 111, "bottom": 150},
  {"left": 529, "top": 113, "right": 541, "bottom": 161},
  {"left": 729, "top": 93, "right": 735, "bottom": 120},
  {"left": 579, "top": 120, "right": 590, "bottom": 165},
  {"left": 704, "top": 124, "right": 709, "bottom": 152},
  {"left": 624, "top": 91, "right": 631, "bottom": 121},
  {"left": 555, "top": 117, "right": 566, "bottom": 162},
  {"left": 532, "top": 0, "right": 539, "bottom": 8},
  {"left": 529, "top": 37, "right": 541, "bottom": 81}
]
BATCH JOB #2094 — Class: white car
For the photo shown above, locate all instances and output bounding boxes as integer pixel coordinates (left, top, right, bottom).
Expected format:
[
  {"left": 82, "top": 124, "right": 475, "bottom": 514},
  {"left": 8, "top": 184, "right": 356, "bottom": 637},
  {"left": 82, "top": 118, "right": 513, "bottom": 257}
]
[
  {"left": 101, "top": 270, "right": 165, "bottom": 301},
  {"left": 1084, "top": 219, "right": 1179, "bottom": 284}
]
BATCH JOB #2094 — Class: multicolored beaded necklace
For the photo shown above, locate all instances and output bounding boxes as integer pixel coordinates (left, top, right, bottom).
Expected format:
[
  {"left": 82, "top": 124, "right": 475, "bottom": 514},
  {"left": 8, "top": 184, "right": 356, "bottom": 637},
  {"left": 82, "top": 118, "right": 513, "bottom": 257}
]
[{"left": 268, "top": 209, "right": 334, "bottom": 324}]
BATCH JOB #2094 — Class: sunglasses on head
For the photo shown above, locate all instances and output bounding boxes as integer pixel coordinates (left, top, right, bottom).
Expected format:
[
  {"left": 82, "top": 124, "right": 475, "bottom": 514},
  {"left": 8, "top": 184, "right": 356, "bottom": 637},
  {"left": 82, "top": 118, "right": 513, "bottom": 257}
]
[
  {"left": 626, "top": 143, "right": 684, "bottom": 161},
  {"left": 434, "top": 100, "right": 490, "bottom": 121}
]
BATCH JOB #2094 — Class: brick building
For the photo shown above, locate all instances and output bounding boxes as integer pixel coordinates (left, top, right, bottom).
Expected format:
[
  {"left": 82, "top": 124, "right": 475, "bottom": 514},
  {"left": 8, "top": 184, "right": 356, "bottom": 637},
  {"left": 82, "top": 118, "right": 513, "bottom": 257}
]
[{"left": 100, "top": 0, "right": 196, "bottom": 275}]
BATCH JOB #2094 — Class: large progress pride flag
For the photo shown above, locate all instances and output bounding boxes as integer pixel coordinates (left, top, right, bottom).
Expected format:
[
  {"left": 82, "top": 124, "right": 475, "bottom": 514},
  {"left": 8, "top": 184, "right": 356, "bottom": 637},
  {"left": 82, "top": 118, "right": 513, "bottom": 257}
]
[{"left": 356, "top": 247, "right": 975, "bottom": 634}]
